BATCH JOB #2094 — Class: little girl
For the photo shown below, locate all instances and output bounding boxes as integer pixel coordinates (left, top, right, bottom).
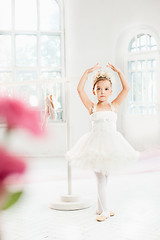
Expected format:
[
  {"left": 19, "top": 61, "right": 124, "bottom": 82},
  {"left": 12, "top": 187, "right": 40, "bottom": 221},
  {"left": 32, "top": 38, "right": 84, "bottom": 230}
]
[
  {"left": 66, "top": 63, "right": 141, "bottom": 222},
  {"left": 42, "top": 94, "right": 57, "bottom": 130}
]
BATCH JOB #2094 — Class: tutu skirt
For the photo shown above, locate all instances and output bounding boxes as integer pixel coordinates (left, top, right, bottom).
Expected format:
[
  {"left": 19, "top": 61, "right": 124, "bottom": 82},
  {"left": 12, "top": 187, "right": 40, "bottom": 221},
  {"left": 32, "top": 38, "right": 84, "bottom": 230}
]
[{"left": 66, "top": 130, "right": 140, "bottom": 175}]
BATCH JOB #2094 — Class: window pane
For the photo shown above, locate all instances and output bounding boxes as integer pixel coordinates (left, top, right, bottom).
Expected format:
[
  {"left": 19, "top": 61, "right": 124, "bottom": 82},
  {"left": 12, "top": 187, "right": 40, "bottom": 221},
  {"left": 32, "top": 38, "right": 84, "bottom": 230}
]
[
  {"left": 14, "top": 84, "right": 39, "bottom": 107},
  {"left": 137, "top": 61, "right": 141, "bottom": 71},
  {"left": 142, "top": 72, "right": 147, "bottom": 102},
  {"left": 128, "top": 72, "right": 132, "bottom": 102},
  {"left": 16, "top": 72, "right": 37, "bottom": 82},
  {"left": 147, "top": 59, "right": 156, "bottom": 70},
  {"left": 133, "top": 78, "right": 136, "bottom": 102},
  {"left": 129, "top": 34, "right": 157, "bottom": 53},
  {"left": 0, "top": 35, "right": 12, "bottom": 67},
  {"left": 152, "top": 60, "right": 156, "bottom": 69},
  {"left": 141, "top": 60, "right": 146, "bottom": 70},
  {"left": 41, "top": 71, "right": 61, "bottom": 79},
  {"left": 131, "top": 72, "right": 135, "bottom": 102},
  {"left": 147, "top": 34, "right": 157, "bottom": 50},
  {"left": 147, "top": 60, "right": 152, "bottom": 69},
  {"left": 151, "top": 36, "right": 156, "bottom": 46},
  {"left": 128, "top": 34, "right": 157, "bottom": 114},
  {"left": 137, "top": 60, "right": 146, "bottom": 71},
  {"left": 130, "top": 104, "right": 136, "bottom": 114},
  {"left": 0, "top": 86, "right": 13, "bottom": 96},
  {"left": 41, "top": 35, "right": 61, "bottom": 67},
  {"left": 0, "top": 0, "right": 11, "bottom": 30},
  {"left": 137, "top": 34, "right": 146, "bottom": 51},
  {"left": 148, "top": 104, "right": 155, "bottom": 114},
  {"left": 137, "top": 72, "right": 142, "bottom": 102},
  {"left": 148, "top": 71, "right": 153, "bottom": 103},
  {"left": 128, "top": 61, "right": 135, "bottom": 71},
  {"left": 153, "top": 73, "right": 156, "bottom": 102},
  {"left": 140, "top": 34, "right": 146, "bottom": 46},
  {"left": 128, "top": 38, "right": 136, "bottom": 52},
  {"left": 15, "top": 0, "right": 37, "bottom": 30},
  {"left": 15, "top": 72, "right": 39, "bottom": 107},
  {"left": 40, "top": 0, "right": 60, "bottom": 31},
  {"left": 16, "top": 35, "right": 37, "bottom": 67},
  {"left": 139, "top": 105, "right": 147, "bottom": 114},
  {"left": 0, "top": 72, "right": 12, "bottom": 83},
  {"left": 0, "top": 72, "right": 13, "bottom": 97},
  {"left": 148, "top": 71, "right": 156, "bottom": 103}
]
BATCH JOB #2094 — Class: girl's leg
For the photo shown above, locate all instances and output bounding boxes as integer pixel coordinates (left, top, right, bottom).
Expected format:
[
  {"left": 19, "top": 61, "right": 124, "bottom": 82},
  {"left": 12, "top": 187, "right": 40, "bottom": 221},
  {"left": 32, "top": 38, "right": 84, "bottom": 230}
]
[
  {"left": 96, "top": 173, "right": 109, "bottom": 214},
  {"left": 94, "top": 171, "right": 110, "bottom": 218}
]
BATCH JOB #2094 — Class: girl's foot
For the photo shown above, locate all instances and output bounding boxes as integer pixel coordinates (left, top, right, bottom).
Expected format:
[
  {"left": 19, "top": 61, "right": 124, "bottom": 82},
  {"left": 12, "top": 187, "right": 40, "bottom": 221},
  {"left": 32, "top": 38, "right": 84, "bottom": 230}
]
[
  {"left": 96, "top": 210, "right": 115, "bottom": 217},
  {"left": 96, "top": 211, "right": 110, "bottom": 222}
]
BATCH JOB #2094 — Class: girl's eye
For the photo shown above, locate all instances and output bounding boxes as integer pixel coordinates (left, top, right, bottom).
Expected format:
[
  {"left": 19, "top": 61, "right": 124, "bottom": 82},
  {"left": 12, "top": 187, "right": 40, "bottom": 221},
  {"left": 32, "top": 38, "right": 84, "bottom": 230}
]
[
  {"left": 97, "top": 88, "right": 100, "bottom": 90},
  {"left": 105, "top": 88, "right": 108, "bottom": 90}
]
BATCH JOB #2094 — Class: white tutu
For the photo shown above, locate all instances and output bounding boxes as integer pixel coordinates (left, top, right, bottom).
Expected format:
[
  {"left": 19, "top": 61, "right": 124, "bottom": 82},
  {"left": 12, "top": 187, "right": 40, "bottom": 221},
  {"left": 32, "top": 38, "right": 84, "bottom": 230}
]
[{"left": 66, "top": 105, "right": 140, "bottom": 175}]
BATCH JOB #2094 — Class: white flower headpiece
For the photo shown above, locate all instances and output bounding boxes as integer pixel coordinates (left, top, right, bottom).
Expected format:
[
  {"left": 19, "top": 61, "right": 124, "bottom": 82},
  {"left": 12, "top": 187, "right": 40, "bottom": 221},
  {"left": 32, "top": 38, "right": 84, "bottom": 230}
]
[{"left": 92, "top": 70, "right": 112, "bottom": 82}]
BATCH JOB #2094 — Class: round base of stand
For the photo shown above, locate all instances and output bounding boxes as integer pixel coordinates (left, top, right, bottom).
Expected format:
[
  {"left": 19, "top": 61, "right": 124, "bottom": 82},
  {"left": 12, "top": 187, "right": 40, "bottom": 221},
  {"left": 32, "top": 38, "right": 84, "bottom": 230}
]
[{"left": 49, "top": 194, "right": 92, "bottom": 211}]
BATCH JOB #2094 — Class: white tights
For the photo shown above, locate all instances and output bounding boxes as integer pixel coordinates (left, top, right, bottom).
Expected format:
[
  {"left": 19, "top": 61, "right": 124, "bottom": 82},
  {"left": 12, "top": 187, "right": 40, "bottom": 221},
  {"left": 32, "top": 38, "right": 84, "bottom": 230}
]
[{"left": 94, "top": 171, "right": 110, "bottom": 217}]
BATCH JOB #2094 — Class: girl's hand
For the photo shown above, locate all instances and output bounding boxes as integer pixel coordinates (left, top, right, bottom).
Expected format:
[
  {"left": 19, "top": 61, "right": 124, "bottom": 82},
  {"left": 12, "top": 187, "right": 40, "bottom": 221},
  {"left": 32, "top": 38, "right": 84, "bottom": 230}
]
[
  {"left": 87, "top": 63, "right": 102, "bottom": 74},
  {"left": 106, "top": 62, "right": 121, "bottom": 73}
]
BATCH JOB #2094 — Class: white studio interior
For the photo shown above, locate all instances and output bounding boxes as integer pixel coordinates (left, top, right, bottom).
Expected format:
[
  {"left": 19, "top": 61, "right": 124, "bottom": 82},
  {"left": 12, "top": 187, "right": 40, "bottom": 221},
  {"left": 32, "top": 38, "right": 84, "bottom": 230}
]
[{"left": 0, "top": 0, "right": 160, "bottom": 239}]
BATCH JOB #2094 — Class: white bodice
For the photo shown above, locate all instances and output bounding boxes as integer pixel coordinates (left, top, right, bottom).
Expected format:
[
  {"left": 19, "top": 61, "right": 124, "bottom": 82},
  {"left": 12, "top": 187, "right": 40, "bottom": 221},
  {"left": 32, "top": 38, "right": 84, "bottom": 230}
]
[{"left": 90, "top": 103, "right": 117, "bottom": 132}]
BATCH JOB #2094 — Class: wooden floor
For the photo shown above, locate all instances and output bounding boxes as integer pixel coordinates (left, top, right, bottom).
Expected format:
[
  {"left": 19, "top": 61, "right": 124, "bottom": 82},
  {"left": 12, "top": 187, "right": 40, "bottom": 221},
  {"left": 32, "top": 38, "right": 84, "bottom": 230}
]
[{"left": 1, "top": 153, "right": 160, "bottom": 240}]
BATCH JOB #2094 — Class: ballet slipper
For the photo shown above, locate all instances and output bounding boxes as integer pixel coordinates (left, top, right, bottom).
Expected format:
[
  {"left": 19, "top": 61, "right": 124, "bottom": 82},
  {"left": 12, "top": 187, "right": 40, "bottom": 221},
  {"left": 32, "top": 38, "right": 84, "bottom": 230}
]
[
  {"left": 45, "top": 96, "right": 56, "bottom": 120},
  {"left": 96, "top": 215, "right": 108, "bottom": 222},
  {"left": 46, "top": 96, "right": 51, "bottom": 107},
  {"left": 49, "top": 107, "right": 56, "bottom": 120},
  {"left": 96, "top": 212, "right": 110, "bottom": 222},
  {"left": 96, "top": 210, "right": 115, "bottom": 217},
  {"left": 45, "top": 105, "right": 50, "bottom": 117}
]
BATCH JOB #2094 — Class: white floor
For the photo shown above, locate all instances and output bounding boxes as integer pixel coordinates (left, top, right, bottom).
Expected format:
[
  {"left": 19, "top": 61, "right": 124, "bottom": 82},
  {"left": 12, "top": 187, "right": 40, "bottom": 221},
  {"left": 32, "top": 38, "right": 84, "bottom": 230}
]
[{"left": 1, "top": 157, "right": 160, "bottom": 240}]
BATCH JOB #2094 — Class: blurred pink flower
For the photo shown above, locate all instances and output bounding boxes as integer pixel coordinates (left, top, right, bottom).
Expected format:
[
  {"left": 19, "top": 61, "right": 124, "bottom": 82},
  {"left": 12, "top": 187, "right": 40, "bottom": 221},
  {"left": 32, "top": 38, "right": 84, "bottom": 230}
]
[
  {"left": 0, "top": 147, "right": 26, "bottom": 182},
  {"left": 0, "top": 97, "right": 42, "bottom": 136}
]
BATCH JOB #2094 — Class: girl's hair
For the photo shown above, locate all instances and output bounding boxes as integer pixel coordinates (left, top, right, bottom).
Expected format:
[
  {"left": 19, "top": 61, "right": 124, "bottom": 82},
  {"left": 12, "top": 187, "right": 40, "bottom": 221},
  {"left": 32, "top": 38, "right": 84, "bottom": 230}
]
[{"left": 92, "top": 71, "right": 112, "bottom": 90}]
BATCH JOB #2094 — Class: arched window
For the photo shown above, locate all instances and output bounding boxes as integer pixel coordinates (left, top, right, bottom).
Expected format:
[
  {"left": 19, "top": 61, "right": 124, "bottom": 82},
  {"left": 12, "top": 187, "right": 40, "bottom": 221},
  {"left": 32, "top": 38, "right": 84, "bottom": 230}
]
[
  {"left": 127, "top": 32, "right": 158, "bottom": 115},
  {"left": 0, "top": 0, "right": 64, "bottom": 121}
]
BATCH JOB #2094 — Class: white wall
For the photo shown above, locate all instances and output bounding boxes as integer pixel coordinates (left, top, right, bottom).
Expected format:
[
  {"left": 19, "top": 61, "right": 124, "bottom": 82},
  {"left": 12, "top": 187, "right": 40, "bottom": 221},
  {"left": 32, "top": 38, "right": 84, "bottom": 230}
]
[
  {"left": 1, "top": 0, "right": 160, "bottom": 156},
  {"left": 0, "top": 123, "right": 67, "bottom": 157}
]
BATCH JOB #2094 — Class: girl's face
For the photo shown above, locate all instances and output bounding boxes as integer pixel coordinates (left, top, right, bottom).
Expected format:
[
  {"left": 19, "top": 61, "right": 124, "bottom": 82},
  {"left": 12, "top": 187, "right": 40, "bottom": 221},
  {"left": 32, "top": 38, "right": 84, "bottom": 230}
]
[{"left": 93, "top": 80, "right": 112, "bottom": 102}]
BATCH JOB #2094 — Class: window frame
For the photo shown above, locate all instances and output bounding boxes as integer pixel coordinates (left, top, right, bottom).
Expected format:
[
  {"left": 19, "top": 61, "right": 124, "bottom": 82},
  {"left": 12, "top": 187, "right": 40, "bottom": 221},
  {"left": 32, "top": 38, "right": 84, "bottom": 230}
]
[
  {"left": 124, "top": 29, "right": 160, "bottom": 116},
  {"left": 0, "top": 0, "right": 66, "bottom": 122}
]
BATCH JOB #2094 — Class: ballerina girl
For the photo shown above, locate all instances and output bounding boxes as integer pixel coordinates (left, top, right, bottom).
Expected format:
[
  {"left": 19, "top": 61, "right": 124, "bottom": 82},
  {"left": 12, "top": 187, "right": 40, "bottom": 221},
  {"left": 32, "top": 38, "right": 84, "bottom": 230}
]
[{"left": 66, "top": 63, "right": 140, "bottom": 221}]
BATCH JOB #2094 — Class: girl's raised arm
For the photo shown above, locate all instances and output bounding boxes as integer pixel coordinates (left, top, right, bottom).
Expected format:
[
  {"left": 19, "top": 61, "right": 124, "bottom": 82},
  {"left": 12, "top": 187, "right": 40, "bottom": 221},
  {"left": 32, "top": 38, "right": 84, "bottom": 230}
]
[
  {"left": 106, "top": 62, "right": 130, "bottom": 109},
  {"left": 77, "top": 64, "right": 101, "bottom": 114}
]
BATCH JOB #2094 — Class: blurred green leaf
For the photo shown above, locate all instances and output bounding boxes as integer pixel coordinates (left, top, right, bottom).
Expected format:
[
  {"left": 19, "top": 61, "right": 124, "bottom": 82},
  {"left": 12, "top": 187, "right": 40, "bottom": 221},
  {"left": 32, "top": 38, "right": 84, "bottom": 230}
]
[{"left": 2, "top": 191, "right": 23, "bottom": 210}]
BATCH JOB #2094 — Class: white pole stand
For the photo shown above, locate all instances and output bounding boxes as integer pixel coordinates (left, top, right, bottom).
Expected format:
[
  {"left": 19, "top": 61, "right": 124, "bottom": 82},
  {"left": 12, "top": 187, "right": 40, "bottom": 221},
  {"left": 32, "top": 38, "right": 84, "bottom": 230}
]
[
  {"left": 49, "top": 163, "right": 93, "bottom": 211},
  {"left": 49, "top": 80, "right": 92, "bottom": 211},
  {"left": 49, "top": 194, "right": 92, "bottom": 211}
]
